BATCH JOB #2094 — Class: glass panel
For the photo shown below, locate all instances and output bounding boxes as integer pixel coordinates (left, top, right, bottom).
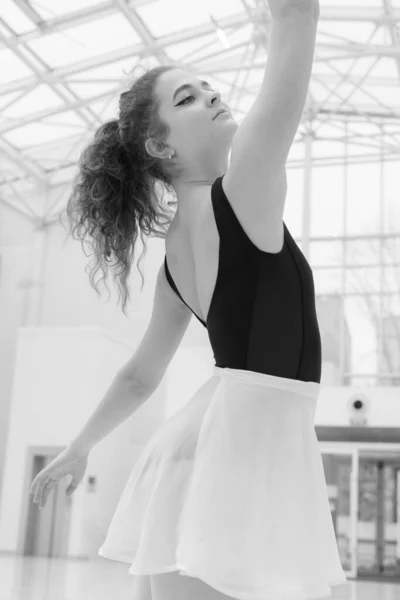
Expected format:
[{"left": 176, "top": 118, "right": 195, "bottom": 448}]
[
  {"left": 33, "top": 0, "right": 106, "bottom": 18},
  {"left": 383, "top": 464, "right": 400, "bottom": 575},
  {"left": 322, "top": 451, "right": 400, "bottom": 577},
  {"left": 27, "top": 14, "right": 140, "bottom": 68},
  {"left": 358, "top": 456, "right": 400, "bottom": 576},
  {"left": 357, "top": 459, "right": 378, "bottom": 572}
]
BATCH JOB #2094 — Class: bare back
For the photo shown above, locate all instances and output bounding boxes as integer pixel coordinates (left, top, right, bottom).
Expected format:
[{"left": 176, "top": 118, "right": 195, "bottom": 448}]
[{"left": 164, "top": 187, "right": 218, "bottom": 324}]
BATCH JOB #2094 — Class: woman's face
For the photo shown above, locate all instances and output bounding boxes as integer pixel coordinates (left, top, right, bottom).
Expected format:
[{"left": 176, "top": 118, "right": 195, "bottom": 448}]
[{"left": 154, "top": 69, "right": 238, "bottom": 167}]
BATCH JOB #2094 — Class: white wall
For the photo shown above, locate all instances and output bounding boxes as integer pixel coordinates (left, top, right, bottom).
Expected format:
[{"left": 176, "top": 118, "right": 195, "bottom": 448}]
[
  {"left": 0, "top": 246, "right": 29, "bottom": 477},
  {"left": 315, "top": 385, "right": 400, "bottom": 427},
  {"left": 0, "top": 201, "right": 35, "bottom": 484}
]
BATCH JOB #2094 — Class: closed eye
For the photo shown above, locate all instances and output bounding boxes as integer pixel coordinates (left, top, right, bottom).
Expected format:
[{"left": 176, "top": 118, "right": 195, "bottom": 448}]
[
  {"left": 177, "top": 94, "right": 194, "bottom": 105},
  {"left": 177, "top": 88, "right": 218, "bottom": 106}
]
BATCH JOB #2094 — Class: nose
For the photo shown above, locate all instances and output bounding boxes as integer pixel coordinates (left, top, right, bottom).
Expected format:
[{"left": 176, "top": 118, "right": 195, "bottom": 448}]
[
  {"left": 212, "top": 89, "right": 221, "bottom": 104},
  {"left": 208, "top": 89, "right": 221, "bottom": 107}
]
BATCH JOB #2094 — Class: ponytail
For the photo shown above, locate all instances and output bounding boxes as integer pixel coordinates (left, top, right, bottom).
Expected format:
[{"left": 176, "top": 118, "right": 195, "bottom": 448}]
[{"left": 62, "top": 66, "right": 177, "bottom": 316}]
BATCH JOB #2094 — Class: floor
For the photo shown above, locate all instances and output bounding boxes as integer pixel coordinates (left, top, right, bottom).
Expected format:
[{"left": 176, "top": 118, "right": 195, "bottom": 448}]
[{"left": 0, "top": 555, "right": 399, "bottom": 600}]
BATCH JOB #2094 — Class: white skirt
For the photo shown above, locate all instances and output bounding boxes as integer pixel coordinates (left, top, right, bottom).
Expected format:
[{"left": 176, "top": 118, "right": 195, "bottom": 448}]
[{"left": 98, "top": 367, "right": 349, "bottom": 600}]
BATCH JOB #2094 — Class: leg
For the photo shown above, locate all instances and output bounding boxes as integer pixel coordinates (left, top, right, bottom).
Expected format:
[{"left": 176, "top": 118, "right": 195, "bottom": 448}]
[
  {"left": 132, "top": 575, "right": 152, "bottom": 600},
  {"left": 150, "top": 571, "right": 238, "bottom": 600}
]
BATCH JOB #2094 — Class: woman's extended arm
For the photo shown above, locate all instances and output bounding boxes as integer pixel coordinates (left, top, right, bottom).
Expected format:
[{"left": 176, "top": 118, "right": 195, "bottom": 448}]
[{"left": 68, "top": 373, "right": 153, "bottom": 455}]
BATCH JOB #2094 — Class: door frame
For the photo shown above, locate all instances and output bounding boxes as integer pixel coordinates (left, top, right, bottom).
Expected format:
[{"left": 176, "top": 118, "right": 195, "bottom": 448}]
[
  {"left": 19, "top": 445, "right": 68, "bottom": 556},
  {"left": 320, "top": 442, "right": 400, "bottom": 580}
]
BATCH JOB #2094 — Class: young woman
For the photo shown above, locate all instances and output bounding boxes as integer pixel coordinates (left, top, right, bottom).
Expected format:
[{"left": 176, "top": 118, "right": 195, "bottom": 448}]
[{"left": 30, "top": 1, "right": 349, "bottom": 599}]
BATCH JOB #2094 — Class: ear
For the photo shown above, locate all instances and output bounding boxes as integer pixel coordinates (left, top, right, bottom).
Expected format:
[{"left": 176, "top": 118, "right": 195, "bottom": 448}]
[{"left": 145, "top": 137, "right": 171, "bottom": 160}]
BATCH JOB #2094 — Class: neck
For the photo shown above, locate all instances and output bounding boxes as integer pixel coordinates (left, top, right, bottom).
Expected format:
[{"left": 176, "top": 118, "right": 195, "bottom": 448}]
[
  {"left": 169, "top": 153, "right": 229, "bottom": 227},
  {"left": 171, "top": 152, "right": 228, "bottom": 190}
]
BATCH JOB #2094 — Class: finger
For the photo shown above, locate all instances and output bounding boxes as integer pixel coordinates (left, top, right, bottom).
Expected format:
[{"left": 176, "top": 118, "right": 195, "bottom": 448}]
[
  {"left": 29, "top": 475, "right": 40, "bottom": 495},
  {"left": 37, "top": 478, "right": 54, "bottom": 508},
  {"left": 34, "top": 476, "right": 52, "bottom": 504},
  {"left": 67, "top": 471, "right": 84, "bottom": 496},
  {"left": 40, "top": 479, "right": 55, "bottom": 508},
  {"left": 66, "top": 480, "right": 77, "bottom": 496},
  {"left": 33, "top": 481, "right": 43, "bottom": 503}
]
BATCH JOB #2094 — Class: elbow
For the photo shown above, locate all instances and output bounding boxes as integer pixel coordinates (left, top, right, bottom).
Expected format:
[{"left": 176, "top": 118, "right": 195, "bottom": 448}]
[{"left": 117, "top": 368, "right": 157, "bottom": 396}]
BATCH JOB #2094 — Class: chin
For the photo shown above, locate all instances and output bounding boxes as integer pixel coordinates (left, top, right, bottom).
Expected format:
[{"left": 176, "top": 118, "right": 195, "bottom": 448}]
[{"left": 225, "top": 118, "right": 238, "bottom": 134}]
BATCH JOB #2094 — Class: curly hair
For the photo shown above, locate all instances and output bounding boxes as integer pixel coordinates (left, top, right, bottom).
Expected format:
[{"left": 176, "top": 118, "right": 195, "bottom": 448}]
[{"left": 61, "top": 65, "right": 180, "bottom": 316}]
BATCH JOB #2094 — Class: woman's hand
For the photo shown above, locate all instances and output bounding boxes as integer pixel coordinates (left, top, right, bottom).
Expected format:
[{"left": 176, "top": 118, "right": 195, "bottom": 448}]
[{"left": 29, "top": 446, "right": 89, "bottom": 508}]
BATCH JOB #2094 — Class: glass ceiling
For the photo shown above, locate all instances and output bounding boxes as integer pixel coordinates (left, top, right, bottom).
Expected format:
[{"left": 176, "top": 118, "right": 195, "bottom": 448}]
[{"left": 1, "top": 0, "right": 400, "bottom": 218}]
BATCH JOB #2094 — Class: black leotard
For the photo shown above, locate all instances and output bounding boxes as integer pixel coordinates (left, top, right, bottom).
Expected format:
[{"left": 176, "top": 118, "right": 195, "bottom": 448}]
[{"left": 164, "top": 175, "right": 321, "bottom": 383}]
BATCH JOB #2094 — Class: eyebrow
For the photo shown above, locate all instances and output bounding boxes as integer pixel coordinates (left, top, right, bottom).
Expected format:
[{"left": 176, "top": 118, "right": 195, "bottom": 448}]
[{"left": 173, "top": 80, "right": 212, "bottom": 103}]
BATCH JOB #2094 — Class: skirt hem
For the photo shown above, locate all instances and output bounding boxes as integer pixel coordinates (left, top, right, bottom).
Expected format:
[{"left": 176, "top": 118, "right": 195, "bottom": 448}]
[{"left": 98, "top": 548, "right": 348, "bottom": 600}]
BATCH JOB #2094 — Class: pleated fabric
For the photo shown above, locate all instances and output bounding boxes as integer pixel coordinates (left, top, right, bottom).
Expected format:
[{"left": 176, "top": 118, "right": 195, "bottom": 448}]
[{"left": 98, "top": 367, "right": 348, "bottom": 600}]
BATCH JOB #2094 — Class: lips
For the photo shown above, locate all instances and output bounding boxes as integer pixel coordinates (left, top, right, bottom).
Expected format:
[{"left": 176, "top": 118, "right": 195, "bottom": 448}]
[{"left": 213, "top": 109, "right": 229, "bottom": 120}]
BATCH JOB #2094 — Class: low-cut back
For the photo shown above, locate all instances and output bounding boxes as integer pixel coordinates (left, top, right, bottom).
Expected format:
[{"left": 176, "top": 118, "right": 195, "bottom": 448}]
[
  {"left": 164, "top": 255, "right": 206, "bottom": 327},
  {"left": 164, "top": 174, "right": 321, "bottom": 384}
]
